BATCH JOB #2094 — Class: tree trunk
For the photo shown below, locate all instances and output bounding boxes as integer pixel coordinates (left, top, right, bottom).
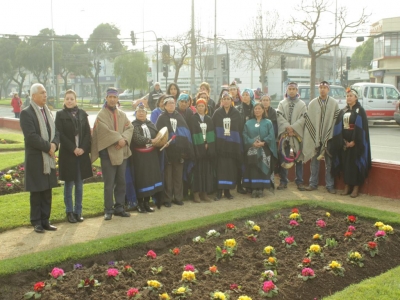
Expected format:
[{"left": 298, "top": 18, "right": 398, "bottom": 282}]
[{"left": 310, "top": 52, "right": 317, "bottom": 100}]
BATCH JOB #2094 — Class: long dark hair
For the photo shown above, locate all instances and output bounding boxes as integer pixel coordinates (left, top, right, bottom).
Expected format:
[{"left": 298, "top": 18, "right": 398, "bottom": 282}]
[{"left": 167, "top": 83, "right": 180, "bottom": 100}]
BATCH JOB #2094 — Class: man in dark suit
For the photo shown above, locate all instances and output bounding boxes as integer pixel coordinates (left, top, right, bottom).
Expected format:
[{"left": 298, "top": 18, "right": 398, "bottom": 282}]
[{"left": 20, "top": 83, "right": 60, "bottom": 233}]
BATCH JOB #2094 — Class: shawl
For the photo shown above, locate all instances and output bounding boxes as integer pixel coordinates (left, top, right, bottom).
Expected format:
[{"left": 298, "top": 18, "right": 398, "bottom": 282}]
[
  {"left": 176, "top": 107, "right": 194, "bottom": 124},
  {"left": 91, "top": 107, "right": 134, "bottom": 165},
  {"left": 212, "top": 106, "right": 243, "bottom": 162},
  {"left": 276, "top": 98, "right": 307, "bottom": 161},
  {"left": 303, "top": 97, "right": 340, "bottom": 163},
  {"left": 30, "top": 101, "right": 56, "bottom": 174},
  {"left": 265, "top": 106, "right": 278, "bottom": 139},
  {"left": 150, "top": 107, "right": 163, "bottom": 124},
  {"left": 236, "top": 101, "right": 254, "bottom": 129},
  {"left": 131, "top": 119, "right": 158, "bottom": 146},
  {"left": 155, "top": 110, "right": 194, "bottom": 162},
  {"left": 243, "top": 118, "right": 278, "bottom": 176},
  {"left": 189, "top": 113, "right": 216, "bottom": 160}
]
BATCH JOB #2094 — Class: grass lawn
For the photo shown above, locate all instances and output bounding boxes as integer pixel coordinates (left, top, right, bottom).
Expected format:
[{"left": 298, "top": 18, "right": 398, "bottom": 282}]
[
  {"left": 0, "top": 133, "right": 25, "bottom": 151},
  {"left": 0, "top": 151, "right": 25, "bottom": 170},
  {"left": 0, "top": 182, "right": 104, "bottom": 232},
  {"left": 0, "top": 200, "right": 399, "bottom": 300}
]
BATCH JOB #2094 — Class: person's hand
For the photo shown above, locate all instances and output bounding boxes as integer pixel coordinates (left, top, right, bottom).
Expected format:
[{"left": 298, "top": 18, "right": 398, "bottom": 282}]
[
  {"left": 117, "top": 139, "right": 126, "bottom": 147},
  {"left": 151, "top": 137, "right": 160, "bottom": 145},
  {"left": 346, "top": 141, "right": 355, "bottom": 148},
  {"left": 205, "top": 143, "right": 208, "bottom": 150},
  {"left": 49, "top": 143, "right": 56, "bottom": 157},
  {"left": 73, "top": 148, "right": 80, "bottom": 156}
]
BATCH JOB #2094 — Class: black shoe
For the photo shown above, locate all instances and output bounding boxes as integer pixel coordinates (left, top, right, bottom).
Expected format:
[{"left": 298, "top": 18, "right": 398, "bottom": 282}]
[
  {"left": 74, "top": 214, "right": 84, "bottom": 222},
  {"left": 173, "top": 200, "right": 184, "bottom": 206},
  {"left": 214, "top": 190, "right": 222, "bottom": 201},
  {"left": 104, "top": 213, "right": 112, "bottom": 220},
  {"left": 34, "top": 225, "right": 45, "bottom": 233},
  {"left": 137, "top": 202, "right": 147, "bottom": 213},
  {"left": 236, "top": 187, "right": 247, "bottom": 194},
  {"left": 224, "top": 189, "right": 234, "bottom": 200},
  {"left": 164, "top": 202, "right": 172, "bottom": 208},
  {"left": 277, "top": 184, "right": 287, "bottom": 190},
  {"left": 43, "top": 224, "right": 57, "bottom": 231},
  {"left": 144, "top": 202, "right": 155, "bottom": 212},
  {"left": 67, "top": 212, "right": 77, "bottom": 223},
  {"left": 114, "top": 211, "right": 131, "bottom": 217}
]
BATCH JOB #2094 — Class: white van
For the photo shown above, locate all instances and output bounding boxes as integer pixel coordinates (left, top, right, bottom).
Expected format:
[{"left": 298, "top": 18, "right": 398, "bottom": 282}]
[
  {"left": 297, "top": 85, "right": 347, "bottom": 109},
  {"left": 351, "top": 83, "right": 400, "bottom": 120}
]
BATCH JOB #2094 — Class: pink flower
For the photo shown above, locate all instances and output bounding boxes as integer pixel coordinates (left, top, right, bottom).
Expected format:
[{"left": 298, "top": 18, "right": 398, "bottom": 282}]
[
  {"left": 285, "top": 236, "right": 295, "bottom": 244},
  {"left": 147, "top": 250, "right": 157, "bottom": 259},
  {"left": 6, "top": 183, "right": 12, "bottom": 187},
  {"left": 127, "top": 288, "right": 140, "bottom": 298},
  {"left": 107, "top": 268, "right": 119, "bottom": 277},
  {"left": 348, "top": 225, "right": 356, "bottom": 232},
  {"left": 375, "top": 230, "right": 386, "bottom": 237},
  {"left": 262, "top": 281, "right": 276, "bottom": 293},
  {"left": 96, "top": 171, "right": 102, "bottom": 176},
  {"left": 301, "top": 268, "right": 315, "bottom": 277},
  {"left": 50, "top": 267, "right": 64, "bottom": 279},
  {"left": 184, "top": 264, "right": 195, "bottom": 271},
  {"left": 316, "top": 219, "right": 326, "bottom": 228},
  {"left": 289, "top": 220, "right": 299, "bottom": 227},
  {"left": 230, "top": 283, "right": 239, "bottom": 290}
]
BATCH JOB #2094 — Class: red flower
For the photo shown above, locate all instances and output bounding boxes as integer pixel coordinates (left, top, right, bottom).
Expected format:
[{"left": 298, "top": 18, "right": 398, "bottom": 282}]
[
  {"left": 291, "top": 208, "right": 299, "bottom": 214},
  {"left": 302, "top": 258, "right": 311, "bottom": 265},
  {"left": 226, "top": 223, "right": 235, "bottom": 229},
  {"left": 34, "top": 282, "right": 45, "bottom": 292},
  {"left": 146, "top": 250, "right": 157, "bottom": 259},
  {"left": 230, "top": 283, "right": 239, "bottom": 290},
  {"left": 347, "top": 215, "right": 357, "bottom": 223},
  {"left": 172, "top": 247, "right": 180, "bottom": 255},
  {"left": 222, "top": 249, "right": 228, "bottom": 254},
  {"left": 344, "top": 231, "right": 353, "bottom": 237},
  {"left": 368, "top": 241, "right": 377, "bottom": 249}
]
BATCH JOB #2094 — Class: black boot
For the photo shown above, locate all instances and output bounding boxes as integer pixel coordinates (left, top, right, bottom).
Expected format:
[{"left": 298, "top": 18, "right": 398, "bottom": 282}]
[
  {"left": 224, "top": 189, "right": 234, "bottom": 200},
  {"left": 137, "top": 199, "right": 146, "bottom": 213},
  {"left": 74, "top": 213, "right": 84, "bottom": 222},
  {"left": 67, "top": 212, "right": 77, "bottom": 223},
  {"left": 214, "top": 189, "right": 222, "bottom": 201},
  {"left": 236, "top": 181, "right": 246, "bottom": 194},
  {"left": 144, "top": 198, "right": 155, "bottom": 212}
]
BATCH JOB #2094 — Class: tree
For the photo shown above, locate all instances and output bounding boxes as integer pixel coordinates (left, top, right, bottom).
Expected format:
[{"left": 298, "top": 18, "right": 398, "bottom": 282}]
[
  {"left": 351, "top": 38, "right": 373, "bottom": 69},
  {"left": 290, "top": 0, "right": 369, "bottom": 99},
  {"left": 0, "top": 38, "right": 15, "bottom": 98},
  {"left": 87, "top": 23, "right": 124, "bottom": 100},
  {"left": 169, "top": 32, "right": 191, "bottom": 84},
  {"left": 114, "top": 51, "right": 148, "bottom": 95},
  {"left": 194, "top": 32, "right": 213, "bottom": 83},
  {"left": 234, "top": 10, "right": 293, "bottom": 92}
]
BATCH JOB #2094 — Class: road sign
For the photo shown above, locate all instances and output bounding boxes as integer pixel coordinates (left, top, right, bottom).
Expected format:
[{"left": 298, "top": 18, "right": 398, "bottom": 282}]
[{"left": 146, "top": 72, "right": 153, "bottom": 82}]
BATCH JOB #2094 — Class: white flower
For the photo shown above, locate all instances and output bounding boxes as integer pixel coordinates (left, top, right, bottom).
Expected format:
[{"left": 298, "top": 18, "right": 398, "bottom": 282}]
[
  {"left": 246, "top": 220, "right": 255, "bottom": 226},
  {"left": 194, "top": 236, "right": 201, "bottom": 242},
  {"left": 207, "top": 230, "right": 216, "bottom": 235},
  {"left": 264, "top": 270, "right": 274, "bottom": 278}
]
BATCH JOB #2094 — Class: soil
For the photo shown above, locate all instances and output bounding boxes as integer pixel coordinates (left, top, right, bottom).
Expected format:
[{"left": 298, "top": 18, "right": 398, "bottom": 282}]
[{"left": 2, "top": 207, "right": 400, "bottom": 300}]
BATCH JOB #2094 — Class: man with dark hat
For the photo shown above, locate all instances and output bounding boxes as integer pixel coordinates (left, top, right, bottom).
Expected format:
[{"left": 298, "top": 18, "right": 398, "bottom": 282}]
[
  {"left": 303, "top": 81, "right": 340, "bottom": 194},
  {"left": 91, "top": 87, "right": 134, "bottom": 220},
  {"left": 276, "top": 82, "right": 307, "bottom": 191}
]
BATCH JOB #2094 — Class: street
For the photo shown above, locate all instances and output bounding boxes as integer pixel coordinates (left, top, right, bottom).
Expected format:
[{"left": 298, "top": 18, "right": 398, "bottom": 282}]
[{"left": 1, "top": 106, "right": 399, "bottom": 163}]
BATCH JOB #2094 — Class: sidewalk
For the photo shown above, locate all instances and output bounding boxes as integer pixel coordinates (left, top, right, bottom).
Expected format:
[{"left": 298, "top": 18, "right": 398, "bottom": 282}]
[{"left": 1, "top": 182, "right": 399, "bottom": 261}]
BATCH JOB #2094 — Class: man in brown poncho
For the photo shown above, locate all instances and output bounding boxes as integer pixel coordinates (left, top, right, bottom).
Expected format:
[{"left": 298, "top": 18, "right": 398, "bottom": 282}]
[{"left": 91, "top": 87, "right": 134, "bottom": 220}]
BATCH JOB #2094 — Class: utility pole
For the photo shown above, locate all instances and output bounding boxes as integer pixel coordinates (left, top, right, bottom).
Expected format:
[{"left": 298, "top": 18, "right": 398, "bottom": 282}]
[
  {"left": 213, "top": 0, "right": 217, "bottom": 101},
  {"left": 190, "top": 0, "right": 196, "bottom": 96}
]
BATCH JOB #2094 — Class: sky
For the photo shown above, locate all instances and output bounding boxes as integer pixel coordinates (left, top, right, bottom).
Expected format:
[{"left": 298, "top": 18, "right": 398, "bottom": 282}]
[{"left": 1, "top": 0, "right": 398, "bottom": 49}]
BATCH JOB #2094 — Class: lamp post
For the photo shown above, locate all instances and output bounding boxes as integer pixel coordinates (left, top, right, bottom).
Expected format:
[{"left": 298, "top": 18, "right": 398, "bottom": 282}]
[
  {"left": 213, "top": 0, "right": 217, "bottom": 101},
  {"left": 50, "top": 0, "right": 55, "bottom": 102},
  {"left": 135, "top": 31, "right": 161, "bottom": 82},
  {"left": 218, "top": 37, "right": 230, "bottom": 84}
]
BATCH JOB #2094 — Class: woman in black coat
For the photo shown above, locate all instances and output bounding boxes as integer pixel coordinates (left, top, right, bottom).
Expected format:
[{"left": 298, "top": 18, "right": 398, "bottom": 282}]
[{"left": 55, "top": 90, "right": 92, "bottom": 223}]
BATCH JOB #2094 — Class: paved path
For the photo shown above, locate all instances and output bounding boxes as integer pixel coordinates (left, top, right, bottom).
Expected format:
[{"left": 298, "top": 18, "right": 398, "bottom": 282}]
[{"left": 1, "top": 183, "right": 399, "bottom": 260}]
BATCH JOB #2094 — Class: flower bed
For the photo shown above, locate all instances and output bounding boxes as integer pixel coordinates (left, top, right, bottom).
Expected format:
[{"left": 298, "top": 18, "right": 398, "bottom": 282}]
[
  {"left": 0, "top": 164, "right": 103, "bottom": 196},
  {"left": 4, "top": 207, "right": 400, "bottom": 299}
]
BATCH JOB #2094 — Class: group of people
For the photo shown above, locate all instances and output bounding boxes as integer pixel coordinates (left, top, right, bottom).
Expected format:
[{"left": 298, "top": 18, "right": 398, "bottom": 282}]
[{"left": 20, "top": 79, "right": 371, "bottom": 234}]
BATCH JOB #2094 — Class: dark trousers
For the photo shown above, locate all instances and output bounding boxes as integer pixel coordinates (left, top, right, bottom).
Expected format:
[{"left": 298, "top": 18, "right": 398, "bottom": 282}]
[
  {"left": 101, "top": 158, "right": 127, "bottom": 214},
  {"left": 164, "top": 161, "right": 184, "bottom": 203},
  {"left": 30, "top": 189, "right": 52, "bottom": 226}
]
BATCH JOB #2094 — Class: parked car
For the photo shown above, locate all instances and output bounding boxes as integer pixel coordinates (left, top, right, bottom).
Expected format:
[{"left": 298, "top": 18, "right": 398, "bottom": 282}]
[
  {"left": 297, "top": 84, "right": 347, "bottom": 108},
  {"left": 119, "top": 89, "right": 134, "bottom": 100},
  {"left": 351, "top": 83, "right": 400, "bottom": 120},
  {"left": 9, "top": 91, "right": 27, "bottom": 97}
]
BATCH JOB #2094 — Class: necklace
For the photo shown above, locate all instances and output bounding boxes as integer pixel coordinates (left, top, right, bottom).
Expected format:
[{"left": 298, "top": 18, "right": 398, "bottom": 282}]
[{"left": 255, "top": 119, "right": 261, "bottom": 127}]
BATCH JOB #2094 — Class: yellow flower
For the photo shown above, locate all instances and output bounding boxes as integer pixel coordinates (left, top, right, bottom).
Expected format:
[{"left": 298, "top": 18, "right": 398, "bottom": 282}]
[
  {"left": 213, "top": 291, "right": 226, "bottom": 300},
  {"left": 381, "top": 225, "right": 394, "bottom": 234},
  {"left": 329, "top": 261, "right": 341, "bottom": 269},
  {"left": 224, "top": 239, "right": 237, "bottom": 248},
  {"left": 4, "top": 174, "right": 12, "bottom": 181},
  {"left": 325, "top": 212, "right": 331, "bottom": 217},
  {"left": 313, "top": 234, "right": 320, "bottom": 240},
  {"left": 181, "top": 271, "right": 196, "bottom": 281},
  {"left": 159, "top": 293, "right": 171, "bottom": 300},
  {"left": 289, "top": 213, "right": 299, "bottom": 219},
  {"left": 252, "top": 225, "right": 260, "bottom": 232},
  {"left": 350, "top": 252, "right": 362, "bottom": 260},
  {"left": 268, "top": 257, "right": 276, "bottom": 263},
  {"left": 238, "top": 296, "right": 253, "bottom": 300},
  {"left": 309, "top": 244, "right": 321, "bottom": 253},
  {"left": 374, "top": 221, "right": 384, "bottom": 228},
  {"left": 176, "top": 287, "right": 186, "bottom": 294},
  {"left": 264, "top": 246, "right": 274, "bottom": 254},
  {"left": 148, "top": 280, "right": 161, "bottom": 288}
]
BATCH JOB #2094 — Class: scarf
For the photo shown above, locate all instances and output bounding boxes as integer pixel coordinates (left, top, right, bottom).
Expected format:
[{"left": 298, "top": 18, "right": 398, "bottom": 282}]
[
  {"left": 30, "top": 101, "right": 56, "bottom": 174},
  {"left": 64, "top": 105, "right": 79, "bottom": 136},
  {"left": 189, "top": 113, "right": 216, "bottom": 159},
  {"left": 212, "top": 106, "right": 243, "bottom": 162},
  {"left": 303, "top": 96, "right": 340, "bottom": 163}
]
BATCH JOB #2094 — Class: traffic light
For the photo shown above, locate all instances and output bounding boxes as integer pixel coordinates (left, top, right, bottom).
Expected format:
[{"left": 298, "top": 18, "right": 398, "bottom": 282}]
[
  {"left": 130, "top": 31, "right": 136, "bottom": 46},
  {"left": 281, "top": 55, "right": 286, "bottom": 70},
  {"left": 346, "top": 56, "right": 351, "bottom": 70},
  {"left": 221, "top": 57, "right": 226, "bottom": 70},
  {"left": 97, "top": 61, "right": 102, "bottom": 70},
  {"left": 163, "top": 66, "right": 168, "bottom": 78},
  {"left": 341, "top": 70, "right": 348, "bottom": 85},
  {"left": 282, "top": 70, "right": 288, "bottom": 82},
  {"left": 162, "top": 45, "right": 170, "bottom": 64},
  {"left": 259, "top": 76, "right": 261, "bottom": 83}
]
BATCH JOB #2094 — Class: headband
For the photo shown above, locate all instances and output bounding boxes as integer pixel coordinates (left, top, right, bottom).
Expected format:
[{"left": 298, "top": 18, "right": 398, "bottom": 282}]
[
  {"left": 319, "top": 81, "right": 330, "bottom": 88},
  {"left": 221, "top": 91, "right": 232, "bottom": 99},
  {"left": 163, "top": 96, "right": 175, "bottom": 105},
  {"left": 106, "top": 88, "right": 119, "bottom": 96},
  {"left": 287, "top": 82, "right": 298, "bottom": 88},
  {"left": 135, "top": 102, "right": 147, "bottom": 112},
  {"left": 346, "top": 87, "right": 359, "bottom": 98},
  {"left": 196, "top": 98, "right": 207, "bottom": 106},
  {"left": 177, "top": 93, "right": 189, "bottom": 102}
]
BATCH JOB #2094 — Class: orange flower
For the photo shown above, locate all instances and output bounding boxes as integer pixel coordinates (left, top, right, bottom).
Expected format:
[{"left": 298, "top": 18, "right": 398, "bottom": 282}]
[
  {"left": 209, "top": 265, "right": 218, "bottom": 273},
  {"left": 172, "top": 248, "right": 180, "bottom": 255}
]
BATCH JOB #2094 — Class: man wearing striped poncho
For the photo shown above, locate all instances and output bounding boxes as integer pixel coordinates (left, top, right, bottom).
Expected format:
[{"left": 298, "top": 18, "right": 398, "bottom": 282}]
[{"left": 303, "top": 81, "right": 340, "bottom": 194}]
